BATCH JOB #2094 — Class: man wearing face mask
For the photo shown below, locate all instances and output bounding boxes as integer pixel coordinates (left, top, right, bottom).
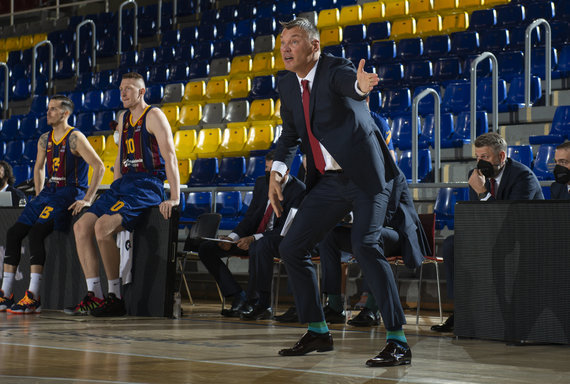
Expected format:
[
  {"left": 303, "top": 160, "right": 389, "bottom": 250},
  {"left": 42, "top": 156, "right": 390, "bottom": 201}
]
[
  {"left": 432, "top": 132, "right": 543, "bottom": 332},
  {"left": 198, "top": 150, "right": 305, "bottom": 319},
  {"left": 551, "top": 142, "right": 570, "bottom": 200}
]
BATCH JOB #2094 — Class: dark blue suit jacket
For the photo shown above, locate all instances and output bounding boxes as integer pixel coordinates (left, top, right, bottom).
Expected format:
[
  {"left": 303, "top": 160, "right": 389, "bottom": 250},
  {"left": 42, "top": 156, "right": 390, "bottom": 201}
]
[
  {"left": 6, "top": 185, "right": 26, "bottom": 207},
  {"left": 275, "top": 53, "right": 400, "bottom": 195},
  {"left": 233, "top": 175, "right": 305, "bottom": 238},
  {"left": 550, "top": 182, "right": 570, "bottom": 200},
  {"left": 468, "top": 158, "right": 544, "bottom": 201}
]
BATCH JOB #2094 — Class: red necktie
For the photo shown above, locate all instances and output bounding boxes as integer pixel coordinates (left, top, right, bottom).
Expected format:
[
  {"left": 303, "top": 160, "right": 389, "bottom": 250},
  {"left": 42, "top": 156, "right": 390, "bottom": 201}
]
[
  {"left": 256, "top": 203, "right": 274, "bottom": 233},
  {"left": 490, "top": 178, "right": 496, "bottom": 197},
  {"left": 301, "top": 79, "right": 326, "bottom": 174}
]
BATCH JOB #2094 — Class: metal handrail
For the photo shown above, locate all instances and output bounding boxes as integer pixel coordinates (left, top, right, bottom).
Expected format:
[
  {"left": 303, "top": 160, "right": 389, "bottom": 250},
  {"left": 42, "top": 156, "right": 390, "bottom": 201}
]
[
  {"left": 525, "top": 18, "right": 551, "bottom": 107},
  {"left": 173, "top": 0, "right": 178, "bottom": 26},
  {"left": 118, "top": 0, "right": 138, "bottom": 55},
  {"left": 470, "top": 52, "right": 498, "bottom": 145},
  {"left": 0, "top": 62, "right": 8, "bottom": 113},
  {"left": 157, "top": 0, "right": 163, "bottom": 32},
  {"left": 412, "top": 88, "right": 441, "bottom": 183},
  {"left": 75, "top": 20, "right": 96, "bottom": 78},
  {"left": 32, "top": 40, "right": 53, "bottom": 95}
]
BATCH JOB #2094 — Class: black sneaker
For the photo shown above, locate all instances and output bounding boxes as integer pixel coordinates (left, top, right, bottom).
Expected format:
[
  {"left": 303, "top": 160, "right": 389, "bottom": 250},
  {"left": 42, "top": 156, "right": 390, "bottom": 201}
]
[
  {"left": 90, "top": 293, "right": 126, "bottom": 317},
  {"left": 64, "top": 292, "right": 104, "bottom": 316}
]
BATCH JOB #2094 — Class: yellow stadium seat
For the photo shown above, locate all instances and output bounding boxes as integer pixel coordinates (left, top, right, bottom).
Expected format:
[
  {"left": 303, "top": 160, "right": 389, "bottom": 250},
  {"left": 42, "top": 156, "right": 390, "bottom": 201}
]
[
  {"left": 228, "top": 77, "right": 251, "bottom": 100},
  {"left": 442, "top": 11, "right": 469, "bottom": 33},
  {"left": 195, "top": 128, "right": 222, "bottom": 158},
  {"left": 320, "top": 27, "right": 343, "bottom": 47},
  {"left": 433, "top": 0, "right": 458, "bottom": 12},
  {"left": 19, "top": 35, "right": 34, "bottom": 50},
  {"left": 362, "top": 1, "right": 386, "bottom": 24},
  {"left": 161, "top": 105, "right": 180, "bottom": 132},
  {"left": 178, "top": 104, "right": 202, "bottom": 128},
  {"left": 273, "top": 99, "right": 282, "bottom": 124},
  {"left": 409, "top": 0, "right": 434, "bottom": 16},
  {"left": 229, "top": 55, "right": 252, "bottom": 79},
  {"left": 391, "top": 17, "right": 417, "bottom": 40},
  {"left": 274, "top": 53, "right": 286, "bottom": 72},
  {"left": 174, "top": 129, "right": 198, "bottom": 160},
  {"left": 340, "top": 5, "right": 362, "bottom": 26},
  {"left": 183, "top": 80, "right": 206, "bottom": 104},
  {"left": 317, "top": 8, "right": 340, "bottom": 29},
  {"left": 416, "top": 15, "right": 442, "bottom": 37},
  {"left": 219, "top": 123, "right": 249, "bottom": 157},
  {"left": 0, "top": 51, "right": 7, "bottom": 62},
  {"left": 102, "top": 134, "right": 118, "bottom": 162},
  {"left": 33, "top": 33, "right": 47, "bottom": 46},
  {"left": 87, "top": 135, "right": 106, "bottom": 157},
  {"left": 178, "top": 158, "right": 192, "bottom": 184},
  {"left": 100, "top": 161, "right": 116, "bottom": 185},
  {"left": 385, "top": 1, "right": 409, "bottom": 20},
  {"left": 0, "top": 39, "right": 5, "bottom": 51},
  {"left": 252, "top": 52, "right": 275, "bottom": 76},
  {"left": 274, "top": 34, "right": 281, "bottom": 54},
  {"left": 248, "top": 99, "right": 275, "bottom": 121},
  {"left": 456, "top": 0, "right": 483, "bottom": 9},
  {"left": 205, "top": 78, "right": 228, "bottom": 102},
  {"left": 5, "top": 37, "right": 20, "bottom": 52},
  {"left": 243, "top": 122, "right": 274, "bottom": 153},
  {"left": 484, "top": 0, "right": 510, "bottom": 6}
]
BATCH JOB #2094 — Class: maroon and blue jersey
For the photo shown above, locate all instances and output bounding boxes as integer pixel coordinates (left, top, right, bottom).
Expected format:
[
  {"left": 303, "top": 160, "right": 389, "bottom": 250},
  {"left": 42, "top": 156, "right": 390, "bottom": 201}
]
[
  {"left": 120, "top": 106, "right": 166, "bottom": 180},
  {"left": 45, "top": 127, "right": 88, "bottom": 189}
]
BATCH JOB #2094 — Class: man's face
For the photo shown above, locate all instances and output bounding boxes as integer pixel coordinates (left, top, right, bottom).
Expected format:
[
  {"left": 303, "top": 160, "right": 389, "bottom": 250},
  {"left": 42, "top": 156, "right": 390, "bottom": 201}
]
[
  {"left": 280, "top": 26, "right": 319, "bottom": 77},
  {"left": 555, "top": 148, "right": 570, "bottom": 170},
  {"left": 120, "top": 78, "right": 145, "bottom": 109},
  {"left": 475, "top": 146, "right": 505, "bottom": 166},
  {"left": 46, "top": 100, "right": 68, "bottom": 126}
]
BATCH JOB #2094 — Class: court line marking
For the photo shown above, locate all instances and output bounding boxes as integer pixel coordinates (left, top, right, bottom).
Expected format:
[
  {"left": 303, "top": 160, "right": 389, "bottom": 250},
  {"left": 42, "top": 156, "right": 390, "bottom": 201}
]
[{"left": 0, "top": 374, "right": 144, "bottom": 384}]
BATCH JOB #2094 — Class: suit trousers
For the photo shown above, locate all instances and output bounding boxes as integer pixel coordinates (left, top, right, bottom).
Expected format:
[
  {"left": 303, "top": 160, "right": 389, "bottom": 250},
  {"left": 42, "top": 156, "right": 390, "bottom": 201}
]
[
  {"left": 442, "top": 234, "right": 455, "bottom": 299},
  {"left": 279, "top": 173, "right": 407, "bottom": 330},
  {"left": 245, "top": 233, "right": 282, "bottom": 307}
]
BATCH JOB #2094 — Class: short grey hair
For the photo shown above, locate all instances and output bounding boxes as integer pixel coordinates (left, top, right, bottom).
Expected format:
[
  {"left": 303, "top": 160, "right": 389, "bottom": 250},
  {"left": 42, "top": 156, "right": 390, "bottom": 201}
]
[
  {"left": 279, "top": 18, "right": 320, "bottom": 42},
  {"left": 474, "top": 132, "right": 507, "bottom": 154}
]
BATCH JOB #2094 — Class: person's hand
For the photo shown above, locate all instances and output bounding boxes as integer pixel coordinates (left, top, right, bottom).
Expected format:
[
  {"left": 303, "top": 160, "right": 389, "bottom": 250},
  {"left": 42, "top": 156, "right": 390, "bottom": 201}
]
[
  {"left": 217, "top": 236, "right": 233, "bottom": 251},
  {"left": 268, "top": 170, "right": 285, "bottom": 217},
  {"left": 159, "top": 199, "right": 178, "bottom": 220},
  {"left": 236, "top": 236, "right": 255, "bottom": 251},
  {"left": 357, "top": 59, "right": 379, "bottom": 94},
  {"left": 68, "top": 200, "right": 91, "bottom": 216},
  {"left": 468, "top": 169, "right": 487, "bottom": 194}
]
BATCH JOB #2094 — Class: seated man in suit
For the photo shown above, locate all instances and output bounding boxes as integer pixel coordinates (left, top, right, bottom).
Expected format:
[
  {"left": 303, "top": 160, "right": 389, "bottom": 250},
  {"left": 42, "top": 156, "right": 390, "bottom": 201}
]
[
  {"left": 0, "top": 161, "right": 26, "bottom": 207},
  {"left": 551, "top": 141, "right": 570, "bottom": 200},
  {"left": 319, "top": 170, "right": 431, "bottom": 326},
  {"left": 199, "top": 151, "right": 305, "bottom": 319},
  {"left": 432, "top": 132, "right": 544, "bottom": 332}
]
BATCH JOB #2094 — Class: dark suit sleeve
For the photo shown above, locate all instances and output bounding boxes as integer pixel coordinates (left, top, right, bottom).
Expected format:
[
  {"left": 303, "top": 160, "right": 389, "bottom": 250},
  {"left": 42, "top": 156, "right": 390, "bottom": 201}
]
[
  {"left": 329, "top": 58, "right": 366, "bottom": 101},
  {"left": 271, "top": 177, "right": 306, "bottom": 235},
  {"left": 8, "top": 185, "right": 26, "bottom": 207},
  {"left": 232, "top": 177, "right": 266, "bottom": 237}
]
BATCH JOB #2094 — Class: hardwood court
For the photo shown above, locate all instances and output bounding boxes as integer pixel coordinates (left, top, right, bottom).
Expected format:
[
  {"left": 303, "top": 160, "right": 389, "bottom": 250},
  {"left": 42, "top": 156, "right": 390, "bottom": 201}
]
[{"left": 0, "top": 303, "right": 568, "bottom": 384}]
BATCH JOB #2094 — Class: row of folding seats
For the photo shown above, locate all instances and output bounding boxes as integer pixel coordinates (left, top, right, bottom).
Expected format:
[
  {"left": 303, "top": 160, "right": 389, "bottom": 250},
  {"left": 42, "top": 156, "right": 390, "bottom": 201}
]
[{"left": 180, "top": 189, "right": 254, "bottom": 229}]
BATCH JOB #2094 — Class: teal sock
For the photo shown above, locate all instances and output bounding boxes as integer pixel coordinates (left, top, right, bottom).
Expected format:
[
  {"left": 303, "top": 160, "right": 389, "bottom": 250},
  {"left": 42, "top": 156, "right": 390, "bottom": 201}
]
[
  {"left": 386, "top": 329, "right": 407, "bottom": 346},
  {"left": 327, "top": 294, "right": 343, "bottom": 313},
  {"left": 364, "top": 294, "right": 379, "bottom": 313},
  {"left": 308, "top": 321, "right": 329, "bottom": 334}
]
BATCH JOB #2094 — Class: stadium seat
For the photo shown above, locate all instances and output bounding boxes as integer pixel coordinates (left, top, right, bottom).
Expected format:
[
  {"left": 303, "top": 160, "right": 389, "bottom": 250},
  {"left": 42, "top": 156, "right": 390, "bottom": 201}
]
[
  {"left": 178, "top": 104, "right": 203, "bottom": 128},
  {"left": 200, "top": 102, "right": 226, "bottom": 126},
  {"left": 93, "top": 70, "right": 113, "bottom": 90},
  {"left": 195, "top": 127, "right": 222, "bottom": 158},
  {"left": 391, "top": 17, "right": 416, "bottom": 41},
  {"left": 254, "top": 35, "right": 275, "bottom": 54},
  {"left": 4, "top": 140, "right": 25, "bottom": 164},
  {"left": 320, "top": 26, "right": 343, "bottom": 47},
  {"left": 145, "top": 84, "right": 164, "bottom": 105},
  {"left": 12, "top": 164, "right": 31, "bottom": 186},
  {"left": 224, "top": 100, "right": 249, "bottom": 123},
  {"left": 416, "top": 15, "right": 442, "bottom": 37},
  {"left": 530, "top": 47, "right": 559, "bottom": 80},
  {"left": 183, "top": 80, "right": 206, "bottom": 105},
  {"left": 182, "top": 191, "right": 213, "bottom": 223},
  {"left": 219, "top": 123, "right": 248, "bottom": 157},
  {"left": 161, "top": 104, "right": 179, "bottom": 131},
  {"left": 455, "top": 110, "right": 488, "bottom": 142},
  {"left": 404, "top": 60, "right": 433, "bottom": 86},
  {"left": 507, "top": 145, "right": 533, "bottom": 169},
  {"left": 75, "top": 112, "right": 95, "bottom": 136},
  {"left": 479, "top": 29, "right": 509, "bottom": 53},
  {"left": 188, "top": 60, "right": 210, "bottom": 79},
  {"left": 228, "top": 77, "right": 251, "bottom": 100},
  {"left": 367, "top": 21, "right": 391, "bottom": 42},
  {"left": 495, "top": 3, "right": 525, "bottom": 28},
  {"left": 248, "top": 99, "right": 275, "bottom": 122},
  {"left": 412, "top": 84, "right": 441, "bottom": 116},
  {"left": 499, "top": 75, "right": 541, "bottom": 112},
  {"left": 251, "top": 52, "right": 275, "bottom": 76},
  {"left": 529, "top": 105, "right": 570, "bottom": 145},
  {"left": 424, "top": 35, "right": 451, "bottom": 58},
  {"left": 178, "top": 158, "right": 192, "bottom": 184},
  {"left": 229, "top": 55, "right": 252, "bottom": 78},
  {"left": 362, "top": 1, "right": 385, "bottom": 25},
  {"left": 205, "top": 78, "right": 228, "bottom": 103},
  {"left": 433, "top": 56, "right": 462, "bottom": 83},
  {"left": 398, "top": 148, "right": 432, "bottom": 182},
  {"left": 468, "top": 8, "right": 496, "bottom": 30},
  {"left": 212, "top": 40, "right": 233, "bottom": 60},
  {"left": 339, "top": 5, "right": 362, "bottom": 26},
  {"left": 385, "top": 1, "right": 409, "bottom": 19},
  {"left": 216, "top": 156, "right": 246, "bottom": 185},
  {"left": 102, "top": 89, "right": 121, "bottom": 110},
  {"left": 194, "top": 41, "right": 214, "bottom": 61},
  {"left": 382, "top": 88, "right": 412, "bottom": 117},
  {"left": 423, "top": 112, "right": 464, "bottom": 148},
  {"left": 244, "top": 155, "right": 266, "bottom": 185},
  {"left": 216, "top": 190, "right": 243, "bottom": 229},
  {"left": 209, "top": 58, "right": 231, "bottom": 78},
  {"left": 533, "top": 144, "right": 556, "bottom": 181},
  {"left": 476, "top": 78, "right": 507, "bottom": 113},
  {"left": 243, "top": 122, "right": 274, "bottom": 153},
  {"left": 323, "top": 44, "right": 345, "bottom": 58},
  {"left": 376, "top": 62, "right": 404, "bottom": 89},
  {"left": 0, "top": 117, "right": 21, "bottom": 141},
  {"left": 233, "top": 36, "right": 254, "bottom": 57},
  {"left": 434, "top": 187, "right": 469, "bottom": 230},
  {"left": 163, "top": 83, "right": 184, "bottom": 105},
  {"left": 20, "top": 115, "right": 39, "bottom": 139},
  {"left": 87, "top": 135, "right": 106, "bottom": 157},
  {"left": 250, "top": 75, "right": 278, "bottom": 100},
  {"left": 391, "top": 114, "right": 428, "bottom": 150},
  {"left": 187, "top": 157, "right": 219, "bottom": 186},
  {"left": 441, "top": 80, "right": 471, "bottom": 114},
  {"left": 371, "top": 40, "right": 397, "bottom": 65},
  {"left": 342, "top": 24, "right": 366, "bottom": 46},
  {"left": 345, "top": 42, "right": 370, "bottom": 67},
  {"left": 84, "top": 90, "right": 103, "bottom": 112},
  {"left": 174, "top": 129, "right": 198, "bottom": 160},
  {"left": 450, "top": 31, "right": 479, "bottom": 57},
  {"left": 397, "top": 38, "right": 423, "bottom": 61},
  {"left": 169, "top": 63, "right": 189, "bottom": 83},
  {"left": 94, "top": 110, "right": 116, "bottom": 132}
]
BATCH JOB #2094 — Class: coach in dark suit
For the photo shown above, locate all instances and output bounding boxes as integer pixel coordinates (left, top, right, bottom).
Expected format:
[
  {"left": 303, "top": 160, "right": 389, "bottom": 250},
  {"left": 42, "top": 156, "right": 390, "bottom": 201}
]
[
  {"left": 551, "top": 142, "right": 570, "bottom": 200},
  {"left": 432, "top": 132, "right": 544, "bottom": 333},
  {"left": 199, "top": 152, "right": 305, "bottom": 318},
  {"left": 0, "top": 161, "right": 26, "bottom": 207},
  {"left": 268, "top": 18, "right": 410, "bottom": 367}
]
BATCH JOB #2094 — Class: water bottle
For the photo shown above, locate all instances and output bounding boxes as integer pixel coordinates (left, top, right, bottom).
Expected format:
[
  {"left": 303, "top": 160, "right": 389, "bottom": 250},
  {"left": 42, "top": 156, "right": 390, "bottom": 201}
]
[{"left": 173, "top": 291, "right": 182, "bottom": 319}]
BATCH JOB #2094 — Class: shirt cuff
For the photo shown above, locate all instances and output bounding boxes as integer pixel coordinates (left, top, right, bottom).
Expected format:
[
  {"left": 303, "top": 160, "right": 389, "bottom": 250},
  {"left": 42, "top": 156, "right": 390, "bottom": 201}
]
[
  {"left": 253, "top": 233, "right": 263, "bottom": 240},
  {"left": 228, "top": 233, "right": 240, "bottom": 241},
  {"left": 354, "top": 80, "right": 367, "bottom": 97},
  {"left": 272, "top": 161, "right": 288, "bottom": 177},
  {"left": 479, "top": 192, "right": 492, "bottom": 201}
]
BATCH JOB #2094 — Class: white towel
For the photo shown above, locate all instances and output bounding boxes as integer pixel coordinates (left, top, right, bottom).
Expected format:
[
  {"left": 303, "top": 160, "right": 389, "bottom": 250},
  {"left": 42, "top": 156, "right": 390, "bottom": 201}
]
[{"left": 116, "top": 230, "right": 134, "bottom": 285}]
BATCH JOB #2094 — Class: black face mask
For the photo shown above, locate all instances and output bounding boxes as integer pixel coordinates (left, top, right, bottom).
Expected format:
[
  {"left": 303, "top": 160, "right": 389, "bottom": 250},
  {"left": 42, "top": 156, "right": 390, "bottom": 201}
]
[
  {"left": 477, "top": 159, "right": 501, "bottom": 178},
  {"left": 554, "top": 164, "right": 570, "bottom": 184}
]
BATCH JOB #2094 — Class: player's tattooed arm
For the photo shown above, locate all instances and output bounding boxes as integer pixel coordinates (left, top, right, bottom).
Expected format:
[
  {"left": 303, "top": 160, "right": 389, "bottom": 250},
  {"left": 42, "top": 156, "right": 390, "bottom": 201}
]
[
  {"left": 69, "top": 131, "right": 78, "bottom": 151},
  {"left": 39, "top": 132, "right": 49, "bottom": 149}
]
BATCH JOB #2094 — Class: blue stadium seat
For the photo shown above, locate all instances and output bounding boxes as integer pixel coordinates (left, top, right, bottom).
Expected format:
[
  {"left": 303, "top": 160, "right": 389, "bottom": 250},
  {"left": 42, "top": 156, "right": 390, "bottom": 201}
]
[
  {"left": 367, "top": 21, "right": 391, "bottom": 42},
  {"left": 315, "top": 0, "right": 336, "bottom": 12},
  {"left": 250, "top": 75, "right": 278, "bottom": 100},
  {"left": 194, "top": 41, "right": 214, "bottom": 61},
  {"left": 397, "top": 38, "right": 423, "bottom": 61},
  {"left": 529, "top": 105, "right": 570, "bottom": 144},
  {"left": 213, "top": 40, "right": 234, "bottom": 59},
  {"left": 370, "top": 40, "right": 396, "bottom": 65},
  {"left": 0, "top": 117, "right": 21, "bottom": 141},
  {"left": 424, "top": 35, "right": 451, "bottom": 58},
  {"left": 450, "top": 31, "right": 479, "bottom": 57},
  {"left": 138, "top": 47, "right": 157, "bottom": 68},
  {"left": 237, "top": 3, "right": 256, "bottom": 20},
  {"left": 218, "top": 21, "right": 237, "bottom": 41},
  {"left": 83, "top": 90, "right": 103, "bottom": 112},
  {"left": 174, "top": 44, "right": 194, "bottom": 63},
  {"left": 376, "top": 62, "right": 404, "bottom": 88},
  {"left": 169, "top": 63, "right": 189, "bottom": 83},
  {"left": 188, "top": 157, "right": 219, "bottom": 186},
  {"left": 345, "top": 42, "right": 370, "bottom": 67},
  {"left": 4, "top": 140, "right": 25, "bottom": 164},
  {"left": 455, "top": 110, "right": 489, "bottom": 142},
  {"left": 94, "top": 110, "right": 116, "bottom": 132},
  {"left": 499, "top": 75, "right": 541, "bottom": 112},
  {"left": 391, "top": 114, "right": 428, "bottom": 150},
  {"left": 423, "top": 112, "right": 465, "bottom": 148},
  {"left": 188, "top": 60, "right": 210, "bottom": 80},
  {"left": 469, "top": 9, "right": 496, "bottom": 30},
  {"left": 180, "top": 26, "right": 198, "bottom": 45},
  {"left": 479, "top": 29, "right": 510, "bottom": 53},
  {"left": 256, "top": 4, "right": 275, "bottom": 19},
  {"left": 12, "top": 164, "right": 31, "bottom": 185},
  {"left": 531, "top": 47, "right": 559, "bottom": 80},
  {"left": 37, "top": 117, "right": 49, "bottom": 136},
  {"left": 433, "top": 56, "right": 462, "bottom": 83},
  {"left": 145, "top": 84, "right": 164, "bottom": 105},
  {"left": 555, "top": 44, "right": 570, "bottom": 78},
  {"left": 244, "top": 155, "right": 266, "bottom": 185},
  {"left": 148, "top": 65, "right": 169, "bottom": 84},
  {"left": 198, "top": 23, "right": 217, "bottom": 41},
  {"left": 157, "top": 46, "right": 176, "bottom": 65},
  {"left": 255, "top": 17, "right": 277, "bottom": 36},
  {"left": 398, "top": 148, "right": 433, "bottom": 183},
  {"left": 296, "top": 0, "right": 317, "bottom": 14},
  {"left": 368, "top": 90, "right": 381, "bottom": 113},
  {"left": 507, "top": 145, "right": 533, "bottom": 169},
  {"left": 102, "top": 89, "right": 121, "bottom": 110},
  {"left": 119, "top": 51, "right": 138, "bottom": 69},
  {"left": 497, "top": 50, "right": 524, "bottom": 82},
  {"left": 381, "top": 88, "right": 411, "bottom": 117},
  {"left": 20, "top": 115, "right": 39, "bottom": 139},
  {"left": 533, "top": 144, "right": 556, "bottom": 180},
  {"left": 233, "top": 36, "right": 254, "bottom": 56},
  {"left": 216, "top": 156, "right": 246, "bottom": 185},
  {"left": 404, "top": 60, "right": 433, "bottom": 86},
  {"left": 75, "top": 112, "right": 95, "bottom": 135},
  {"left": 525, "top": 1, "right": 555, "bottom": 21},
  {"left": 289, "top": 154, "right": 303, "bottom": 178},
  {"left": 343, "top": 24, "right": 367, "bottom": 45},
  {"left": 29, "top": 95, "right": 48, "bottom": 117},
  {"left": 219, "top": 5, "right": 237, "bottom": 22},
  {"left": 434, "top": 187, "right": 469, "bottom": 230},
  {"left": 476, "top": 78, "right": 507, "bottom": 113},
  {"left": 216, "top": 190, "right": 243, "bottom": 229},
  {"left": 495, "top": 3, "right": 526, "bottom": 28},
  {"left": 413, "top": 84, "right": 442, "bottom": 116},
  {"left": 181, "top": 191, "right": 213, "bottom": 224},
  {"left": 12, "top": 78, "right": 31, "bottom": 101},
  {"left": 549, "top": 20, "right": 570, "bottom": 46},
  {"left": 75, "top": 73, "right": 93, "bottom": 92},
  {"left": 276, "top": 2, "right": 296, "bottom": 22},
  {"left": 323, "top": 45, "right": 345, "bottom": 58},
  {"left": 0, "top": 140, "right": 5, "bottom": 159},
  {"left": 442, "top": 81, "right": 471, "bottom": 114},
  {"left": 162, "top": 29, "right": 180, "bottom": 47},
  {"left": 22, "top": 139, "right": 37, "bottom": 164},
  {"left": 508, "top": 24, "right": 540, "bottom": 49}
]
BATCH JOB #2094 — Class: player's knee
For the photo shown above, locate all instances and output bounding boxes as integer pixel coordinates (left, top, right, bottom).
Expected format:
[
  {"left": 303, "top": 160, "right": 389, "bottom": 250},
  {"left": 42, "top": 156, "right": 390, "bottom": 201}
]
[
  {"left": 94, "top": 217, "right": 113, "bottom": 241},
  {"left": 74, "top": 216, "right": 92, "bottom": 239}
]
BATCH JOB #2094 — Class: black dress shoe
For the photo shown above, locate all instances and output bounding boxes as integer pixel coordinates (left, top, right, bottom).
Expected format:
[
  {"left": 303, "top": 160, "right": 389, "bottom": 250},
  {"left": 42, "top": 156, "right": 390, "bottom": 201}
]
[
  {"left": 348, "top": 307, "right": 380, "bottom": 326},
  {"left": 430, "top": 314, "right": 454, "bottom": 332},
  {"left": 274, "top": 306, "right": 298, "bottom": 323},
  {"left": 240, "top": 305, "right": 273, "bottom": 320},
  {"left": 278, "top": 331, "right": 334, "bottom": 356},
  {"left": 221, "top": 301, "right": 251, "bottom": 318},
  {"left": 366, "top": 340, "right": 412, "bottom": 367},
  {"left": 323, "top": 305, "right": 346, "bottom": 324}
]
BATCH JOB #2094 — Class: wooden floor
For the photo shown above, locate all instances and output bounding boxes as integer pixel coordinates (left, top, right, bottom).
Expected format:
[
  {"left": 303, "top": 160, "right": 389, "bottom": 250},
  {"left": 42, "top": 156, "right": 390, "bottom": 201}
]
[{"left": 0, "top": 302, "right": 569, "bottom": 384}]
